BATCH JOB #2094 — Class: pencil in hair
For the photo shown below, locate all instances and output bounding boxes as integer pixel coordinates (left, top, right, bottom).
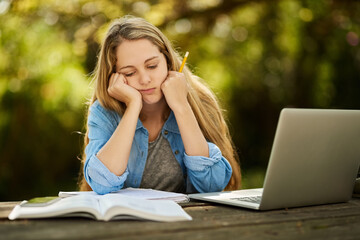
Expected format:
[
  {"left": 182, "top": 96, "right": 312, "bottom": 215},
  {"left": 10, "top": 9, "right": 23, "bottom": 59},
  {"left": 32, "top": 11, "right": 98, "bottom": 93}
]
[{"left": 179, "top": 51, "right": 189, "bottom": 73}]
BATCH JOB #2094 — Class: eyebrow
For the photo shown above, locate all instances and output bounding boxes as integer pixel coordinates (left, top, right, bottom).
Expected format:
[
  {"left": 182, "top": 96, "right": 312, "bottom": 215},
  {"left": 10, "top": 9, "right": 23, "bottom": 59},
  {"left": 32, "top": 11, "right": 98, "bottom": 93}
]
[{"left": 118, "top": 56, "right": 159, "bottom": 71}]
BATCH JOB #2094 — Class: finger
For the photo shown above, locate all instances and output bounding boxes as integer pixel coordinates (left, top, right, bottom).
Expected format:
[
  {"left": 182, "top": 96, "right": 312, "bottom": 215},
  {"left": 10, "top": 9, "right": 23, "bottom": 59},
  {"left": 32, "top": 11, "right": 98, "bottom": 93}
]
[
  {"left": 167, "top": 71, "right": 177, "bottom": 78},
  {"left": 160, "top": 78, "right": 169, "bottom": 91},
  {"left": 118, "top": 73, "right": 127, "bottom": 84},
  {"left": 108, "top": 73, "right": 115, "bottom": 87},
  {"left": 169, "top": 70, "right": 183, "bottom": 77},
  {"left": 114, "top": 73, "right": 127, "bottom": 89},
  {"left": 109, "top": 73, "right": 120, "bottom": 88}
]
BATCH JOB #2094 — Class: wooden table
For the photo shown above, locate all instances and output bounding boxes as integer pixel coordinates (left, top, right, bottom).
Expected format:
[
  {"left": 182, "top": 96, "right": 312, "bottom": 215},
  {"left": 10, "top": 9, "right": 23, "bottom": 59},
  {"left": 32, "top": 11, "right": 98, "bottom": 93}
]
[{"left": 1, "top": 198, "right": 360, "bottom": 240}]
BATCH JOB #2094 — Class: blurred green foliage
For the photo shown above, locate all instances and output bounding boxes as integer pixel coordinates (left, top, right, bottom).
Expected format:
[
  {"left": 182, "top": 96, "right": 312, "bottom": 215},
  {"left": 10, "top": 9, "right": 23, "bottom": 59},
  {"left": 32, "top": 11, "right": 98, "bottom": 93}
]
[{"left": 0, "top": 0, "right": 359, "bottom": 200}]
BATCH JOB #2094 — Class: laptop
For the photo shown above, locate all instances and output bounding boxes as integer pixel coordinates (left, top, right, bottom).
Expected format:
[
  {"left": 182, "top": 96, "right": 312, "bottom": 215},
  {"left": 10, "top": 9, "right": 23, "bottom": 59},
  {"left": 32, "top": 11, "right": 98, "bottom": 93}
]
[{"left": 189, "top": 108, "right": 360, "bottom": 210}]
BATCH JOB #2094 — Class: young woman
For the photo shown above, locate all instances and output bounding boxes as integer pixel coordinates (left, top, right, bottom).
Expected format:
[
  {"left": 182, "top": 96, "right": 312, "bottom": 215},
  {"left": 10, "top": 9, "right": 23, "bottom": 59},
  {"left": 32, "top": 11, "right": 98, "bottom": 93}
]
[{"left": 78, "top": 16, "right": 241, "bottom": 194}]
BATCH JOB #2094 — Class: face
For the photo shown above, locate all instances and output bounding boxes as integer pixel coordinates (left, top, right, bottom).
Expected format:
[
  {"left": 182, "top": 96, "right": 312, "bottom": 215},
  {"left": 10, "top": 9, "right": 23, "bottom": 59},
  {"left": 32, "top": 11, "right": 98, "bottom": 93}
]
[{"left": 115, "top": 39, "right": 169, "bottom": 105}]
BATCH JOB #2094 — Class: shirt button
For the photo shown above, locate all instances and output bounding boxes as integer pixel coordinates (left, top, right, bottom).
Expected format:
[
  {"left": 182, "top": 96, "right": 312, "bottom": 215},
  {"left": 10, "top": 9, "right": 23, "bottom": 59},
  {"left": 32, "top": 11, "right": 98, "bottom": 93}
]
[
  {"left": 164, "top": 130, "right": 168, "bottom": 135},
  {"left": 174, "top": 150, "right": 179, "bottom": 155}
]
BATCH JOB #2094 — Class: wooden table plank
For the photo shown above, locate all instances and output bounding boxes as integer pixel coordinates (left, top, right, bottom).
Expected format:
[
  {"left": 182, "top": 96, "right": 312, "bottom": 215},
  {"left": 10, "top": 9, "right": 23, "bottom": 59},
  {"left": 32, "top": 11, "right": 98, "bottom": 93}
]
[
  {"left": 1, "top": 199, "right": 359, "bottom": 240},
  {"left": 0, "top": 202, "right": 21, "bottom": 219}
]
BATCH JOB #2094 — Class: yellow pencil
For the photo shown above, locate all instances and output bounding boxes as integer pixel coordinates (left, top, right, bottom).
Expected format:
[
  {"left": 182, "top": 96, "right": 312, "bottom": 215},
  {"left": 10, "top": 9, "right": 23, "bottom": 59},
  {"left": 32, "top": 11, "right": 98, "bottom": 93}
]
[{"left": 179, "top": 51, "right": 189, "bottom": 73}]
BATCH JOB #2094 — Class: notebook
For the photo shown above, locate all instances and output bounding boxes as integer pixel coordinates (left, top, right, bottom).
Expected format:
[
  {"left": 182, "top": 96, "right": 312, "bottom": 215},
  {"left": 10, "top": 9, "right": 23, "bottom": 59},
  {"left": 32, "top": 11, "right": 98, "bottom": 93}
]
[{"left": 189, "top": 108, "right": 360, "bottom": 210}]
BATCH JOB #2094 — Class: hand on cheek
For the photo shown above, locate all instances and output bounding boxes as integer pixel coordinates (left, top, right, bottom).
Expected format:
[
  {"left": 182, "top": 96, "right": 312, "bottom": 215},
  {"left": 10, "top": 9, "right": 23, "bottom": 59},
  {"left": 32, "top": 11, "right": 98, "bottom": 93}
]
[
  {"left": 107, "top": 73, "right": 142, "bottom": 109},
  {"left": 161, "top": 71, "right": 189, "bottom": 112}
]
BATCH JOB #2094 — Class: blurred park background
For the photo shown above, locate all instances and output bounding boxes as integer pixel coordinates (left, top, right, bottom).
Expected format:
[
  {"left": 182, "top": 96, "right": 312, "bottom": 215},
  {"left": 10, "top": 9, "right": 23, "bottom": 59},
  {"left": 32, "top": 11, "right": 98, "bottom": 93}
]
[{"left": 0, "top": 0, "right": 359, "bottom": 201}]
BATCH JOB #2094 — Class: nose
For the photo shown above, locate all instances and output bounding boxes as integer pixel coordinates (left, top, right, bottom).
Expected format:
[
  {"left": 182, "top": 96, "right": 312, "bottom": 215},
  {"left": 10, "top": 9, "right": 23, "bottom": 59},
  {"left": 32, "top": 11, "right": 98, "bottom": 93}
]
[{"left": 139, "top": 71, "right": 151, "bottom": 85}]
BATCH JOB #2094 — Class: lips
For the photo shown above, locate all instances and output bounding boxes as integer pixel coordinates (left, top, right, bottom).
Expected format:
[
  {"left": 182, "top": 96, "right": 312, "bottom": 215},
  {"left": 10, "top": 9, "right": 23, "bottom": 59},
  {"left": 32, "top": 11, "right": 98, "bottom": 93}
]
[{"left": 139, "top": 88, "right": 155, "bottom": 94}]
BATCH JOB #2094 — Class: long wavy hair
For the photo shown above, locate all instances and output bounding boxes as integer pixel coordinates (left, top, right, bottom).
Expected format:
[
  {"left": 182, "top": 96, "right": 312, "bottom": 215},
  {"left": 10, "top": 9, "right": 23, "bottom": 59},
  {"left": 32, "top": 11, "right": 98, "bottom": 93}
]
[{"left": 78, "top": 16, "right": 241, "bottom": 191}]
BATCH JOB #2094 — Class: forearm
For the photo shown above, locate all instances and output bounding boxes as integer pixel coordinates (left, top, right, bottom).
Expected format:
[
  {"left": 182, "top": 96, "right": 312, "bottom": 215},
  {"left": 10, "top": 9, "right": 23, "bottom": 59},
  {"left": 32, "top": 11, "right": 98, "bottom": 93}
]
[
  {"left": 184, "top": 142, "right": 233, "bottom": 193},
  {"left": 173, "top": 102, "right": 209, "bottom": 157},
  {"left": 96, "top": 103, "right": 141, "bottom": 176}
]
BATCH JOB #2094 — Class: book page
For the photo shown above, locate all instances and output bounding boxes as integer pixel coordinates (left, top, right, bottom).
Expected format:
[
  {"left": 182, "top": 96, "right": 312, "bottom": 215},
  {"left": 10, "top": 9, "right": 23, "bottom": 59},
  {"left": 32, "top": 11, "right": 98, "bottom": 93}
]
[
  {"left": 111, "top": 188, "right": 189, "bottom": 202},
  {"left": 98, "top": 194, "right": 192, "bottom": 222}
]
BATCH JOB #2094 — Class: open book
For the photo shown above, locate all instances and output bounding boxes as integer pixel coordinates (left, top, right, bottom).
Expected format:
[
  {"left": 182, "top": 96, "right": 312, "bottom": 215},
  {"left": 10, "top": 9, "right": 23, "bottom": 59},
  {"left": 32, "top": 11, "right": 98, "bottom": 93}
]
[
  {"left": 59, "top": 188, "right": 189, "bottom": 203},
  {"left": 8, "top": 194, "right": 192, "bottom": 222}
]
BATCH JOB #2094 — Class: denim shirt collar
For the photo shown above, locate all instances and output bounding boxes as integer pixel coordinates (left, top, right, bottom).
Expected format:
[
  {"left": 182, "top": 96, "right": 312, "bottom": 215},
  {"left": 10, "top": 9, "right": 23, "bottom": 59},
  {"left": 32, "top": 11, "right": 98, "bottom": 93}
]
[{"left": 135, "top": 111, "right": 180, "bottom": 134}]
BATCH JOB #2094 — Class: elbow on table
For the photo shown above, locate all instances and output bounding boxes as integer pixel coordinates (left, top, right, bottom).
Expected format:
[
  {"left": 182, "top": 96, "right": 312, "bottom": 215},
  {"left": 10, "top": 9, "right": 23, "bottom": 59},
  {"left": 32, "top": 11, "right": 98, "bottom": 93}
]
[
  {"left": 84, "top": 155, "right": 128, "bottom": 195},
  {"left": 84, "top": 166, "right": 124, "bottom": 195},
  {"left": 86, "top": 178, "right": 120, "bottom": 195},
  {"left": 190, "top": 170, "right": 232, "bottom": 193}
]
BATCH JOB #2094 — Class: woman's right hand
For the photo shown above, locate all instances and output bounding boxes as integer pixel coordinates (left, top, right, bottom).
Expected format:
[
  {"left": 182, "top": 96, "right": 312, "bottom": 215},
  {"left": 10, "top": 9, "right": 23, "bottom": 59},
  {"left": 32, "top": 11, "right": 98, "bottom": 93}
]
[{"left": 108, "top": 73, "right": 142, "bottom": 110}]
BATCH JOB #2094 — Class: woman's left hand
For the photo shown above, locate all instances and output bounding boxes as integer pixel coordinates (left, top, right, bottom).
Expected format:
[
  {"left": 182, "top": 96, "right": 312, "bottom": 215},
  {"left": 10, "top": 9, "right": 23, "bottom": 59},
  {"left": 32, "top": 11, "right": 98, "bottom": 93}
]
[{"left": 161, "top": 71, "right": 189, "bottom": 112}]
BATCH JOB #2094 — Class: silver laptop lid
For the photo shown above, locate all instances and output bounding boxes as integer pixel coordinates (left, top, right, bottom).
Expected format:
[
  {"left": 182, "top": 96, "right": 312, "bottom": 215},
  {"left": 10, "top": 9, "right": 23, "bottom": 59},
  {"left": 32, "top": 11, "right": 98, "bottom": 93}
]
[{"left": 260, "top": 108, "right": 360, "bottom": 210}]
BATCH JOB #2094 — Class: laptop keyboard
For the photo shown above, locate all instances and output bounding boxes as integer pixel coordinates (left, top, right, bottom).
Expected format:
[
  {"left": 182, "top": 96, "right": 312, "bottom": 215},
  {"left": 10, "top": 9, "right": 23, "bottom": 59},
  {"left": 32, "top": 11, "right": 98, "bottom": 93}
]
[{"left": 230, "top": 195, "right": 262, "bottom": 204}]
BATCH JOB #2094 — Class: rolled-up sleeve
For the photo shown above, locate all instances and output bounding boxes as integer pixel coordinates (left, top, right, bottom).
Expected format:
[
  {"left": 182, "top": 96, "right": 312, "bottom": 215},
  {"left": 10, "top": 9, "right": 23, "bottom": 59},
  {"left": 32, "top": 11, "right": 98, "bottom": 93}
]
[
  {"left": 183, "top": 142, "right": 232, "bottom": 193},
  {"left": 84, "top": 102, "right": 128, "bottom": 194}
]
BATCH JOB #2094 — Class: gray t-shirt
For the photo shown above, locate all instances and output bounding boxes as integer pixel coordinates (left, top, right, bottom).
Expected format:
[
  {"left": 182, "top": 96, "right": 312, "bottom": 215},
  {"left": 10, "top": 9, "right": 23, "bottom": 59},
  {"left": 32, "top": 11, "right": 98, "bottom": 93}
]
[{"left": 140, "top": 133, "right": 185, "bottom": 193}]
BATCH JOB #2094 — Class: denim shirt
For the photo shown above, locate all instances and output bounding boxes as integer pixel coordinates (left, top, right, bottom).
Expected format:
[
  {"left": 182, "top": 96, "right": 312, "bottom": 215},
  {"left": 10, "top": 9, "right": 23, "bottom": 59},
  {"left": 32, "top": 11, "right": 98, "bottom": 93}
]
[{"left": 84, "top": 100, "right": 232, "bottom": 194}]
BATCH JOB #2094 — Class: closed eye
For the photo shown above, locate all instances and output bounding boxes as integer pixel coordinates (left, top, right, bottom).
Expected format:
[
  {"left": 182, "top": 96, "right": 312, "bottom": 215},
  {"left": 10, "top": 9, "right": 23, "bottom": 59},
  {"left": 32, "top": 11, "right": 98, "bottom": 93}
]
[
  {"left": 124, "top": 71, "right": 136, "bottom": 77},
  {"left": 148, "top": 64, "right": 158, "bottom": 69}
]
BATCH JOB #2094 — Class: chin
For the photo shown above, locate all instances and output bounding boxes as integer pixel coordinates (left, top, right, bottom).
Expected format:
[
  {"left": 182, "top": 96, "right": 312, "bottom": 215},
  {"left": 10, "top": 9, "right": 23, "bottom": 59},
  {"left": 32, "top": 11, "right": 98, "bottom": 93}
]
[{"left": 142, "top": 95, "right": 164, "bottom": 105}]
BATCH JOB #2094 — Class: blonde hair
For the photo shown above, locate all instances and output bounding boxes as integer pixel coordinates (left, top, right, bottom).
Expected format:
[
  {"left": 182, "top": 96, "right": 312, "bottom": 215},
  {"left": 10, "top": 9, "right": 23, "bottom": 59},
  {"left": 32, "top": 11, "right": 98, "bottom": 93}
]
[{"left": 78, "top": 16, "right": 241, "bottom": 191}]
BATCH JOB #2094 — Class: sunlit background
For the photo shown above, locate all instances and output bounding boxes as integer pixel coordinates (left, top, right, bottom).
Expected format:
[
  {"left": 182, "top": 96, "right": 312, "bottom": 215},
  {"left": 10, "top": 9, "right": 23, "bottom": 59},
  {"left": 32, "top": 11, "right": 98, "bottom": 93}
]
[{"left": 0, "top": 0, "right": 359, "bottom": 201}]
